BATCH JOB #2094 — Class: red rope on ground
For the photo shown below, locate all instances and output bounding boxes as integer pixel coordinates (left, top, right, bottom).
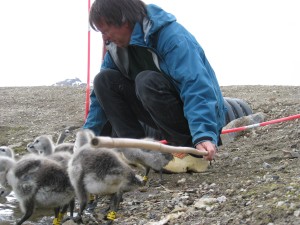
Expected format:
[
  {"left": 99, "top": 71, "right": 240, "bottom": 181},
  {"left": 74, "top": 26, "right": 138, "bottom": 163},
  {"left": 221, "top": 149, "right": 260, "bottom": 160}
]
[{"left": 221, "top": 113, "right": 300, "bottom": 134}]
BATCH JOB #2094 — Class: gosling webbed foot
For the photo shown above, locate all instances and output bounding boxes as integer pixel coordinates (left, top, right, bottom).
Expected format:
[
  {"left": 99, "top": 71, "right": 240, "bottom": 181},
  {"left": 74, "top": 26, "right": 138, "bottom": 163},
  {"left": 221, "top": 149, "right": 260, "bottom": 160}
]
[
  {"left": 86, "top": 200, "right": 98, "bottom": 212},
  {"left": 61, "top": 215, "right": 72, "bottom": 224},
  {"left": 104, "top": 220, "right": 114, "bottom": 225},
  {"left": 72, "top": 215, "right": 84, "bottom": 224}
]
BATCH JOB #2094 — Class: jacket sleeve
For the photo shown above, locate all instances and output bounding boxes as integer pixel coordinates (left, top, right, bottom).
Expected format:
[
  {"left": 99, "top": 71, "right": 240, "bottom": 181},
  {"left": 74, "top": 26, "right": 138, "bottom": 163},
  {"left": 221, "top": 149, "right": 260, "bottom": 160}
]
[
  {"left": 83, "top": 89, "right": 108, "bottom": 136},
  {"left": 156, "top": 25, "right": 223, "bottom": 145},
  {"left": 83, "top": 49, "right": 119, "bottom": 135}
]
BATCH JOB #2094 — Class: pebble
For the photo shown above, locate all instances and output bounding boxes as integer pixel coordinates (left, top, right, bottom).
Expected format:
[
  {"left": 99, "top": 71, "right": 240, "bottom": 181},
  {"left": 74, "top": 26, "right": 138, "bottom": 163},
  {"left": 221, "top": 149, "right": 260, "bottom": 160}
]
[{"left": 294, "top": 210, "right": 300, "bottom": 217}]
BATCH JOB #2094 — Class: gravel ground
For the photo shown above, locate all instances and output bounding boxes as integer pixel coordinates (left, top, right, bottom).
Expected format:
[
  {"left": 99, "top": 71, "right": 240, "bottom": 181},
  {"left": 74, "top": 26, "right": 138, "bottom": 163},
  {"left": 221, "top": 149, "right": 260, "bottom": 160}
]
[{"left": 0, "top": 85, "right": 299, "bottom": 225}]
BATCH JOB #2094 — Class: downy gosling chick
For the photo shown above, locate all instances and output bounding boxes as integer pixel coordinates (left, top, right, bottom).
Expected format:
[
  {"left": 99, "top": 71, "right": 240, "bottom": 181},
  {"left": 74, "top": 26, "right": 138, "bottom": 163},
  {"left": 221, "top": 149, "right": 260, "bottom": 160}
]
[
  {"left": 0, "top": 156, "right": 15, "bottom": 198},
  {"left": 6, "top": 154, "right": 75, "bottom": 225},
  {"left": 73, "top": 129, "right": 98, "bottom": 210},
  {"left": 68, "top": 141, "right": 143, "bottom": 224},
  {"left": 0, "top": 146, "right": 15, "bottom": 198},
  {"left": 0, "top": 146, "right": 15, "bottom": 159},
  {"left": 27, "top": 134, "right": 74, "bottom": 155},
  {"left": 113, "top": 138, "right": 173, "bottom": 184},
  {"left": 26, "top": 135, "right": 75, "bottom": 220}
]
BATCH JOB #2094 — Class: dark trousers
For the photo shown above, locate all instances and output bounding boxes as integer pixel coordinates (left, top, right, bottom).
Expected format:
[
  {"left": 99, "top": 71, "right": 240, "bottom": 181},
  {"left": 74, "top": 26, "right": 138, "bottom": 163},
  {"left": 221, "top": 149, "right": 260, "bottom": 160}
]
[{"left": 93, "top": 69, "right": 193, "bottom": 147}]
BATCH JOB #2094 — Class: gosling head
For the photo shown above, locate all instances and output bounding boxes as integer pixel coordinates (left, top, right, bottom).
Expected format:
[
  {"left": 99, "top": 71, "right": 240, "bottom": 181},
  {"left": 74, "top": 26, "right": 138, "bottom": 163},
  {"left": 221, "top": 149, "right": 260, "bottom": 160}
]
[
  {"left": 0, "top": 146, "right": 14, "bottom": 159},
  {"left": 0, "top": 184, "right": 12, "bottom": 198},
  {"left": 26, "top": 135, "right": 55, "bottom": 156}
]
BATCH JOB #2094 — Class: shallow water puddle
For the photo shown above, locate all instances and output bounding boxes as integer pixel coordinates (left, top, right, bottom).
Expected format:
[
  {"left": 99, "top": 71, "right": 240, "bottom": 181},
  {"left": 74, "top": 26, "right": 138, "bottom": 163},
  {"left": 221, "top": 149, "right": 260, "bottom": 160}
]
[{"left": 0, "top": 192, "right": 54, "bottom": 225}]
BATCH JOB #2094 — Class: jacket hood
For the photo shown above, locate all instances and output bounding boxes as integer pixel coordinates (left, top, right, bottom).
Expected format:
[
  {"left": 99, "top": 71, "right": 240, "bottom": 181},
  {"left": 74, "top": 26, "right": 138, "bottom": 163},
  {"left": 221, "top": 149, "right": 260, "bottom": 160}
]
[
  {"left": 130, "top": 4, "right": 177, "bottom": 45},
  {"left": 146, "top": 4, "right": 177, "bottom": 35}
]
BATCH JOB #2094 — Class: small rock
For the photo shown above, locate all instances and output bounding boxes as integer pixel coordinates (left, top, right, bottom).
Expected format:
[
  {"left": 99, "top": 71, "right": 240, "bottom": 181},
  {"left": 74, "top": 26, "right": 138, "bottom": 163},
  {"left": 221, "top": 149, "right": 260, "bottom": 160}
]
[
  {"left": 282, "top": 150, "right": 300, "bottom": 158},
  {"left": 294, "top": 210, "right": 300, "bottom": 217},
  {"left": 177, "top": 178, "right": 186, "bottom": 184},
  {"left": 232, "top": 157, "right": 241, "bottom": 165},
  {"left": 217, "top": 196, "right": 227, "bottom": 203},
  {"left": 194, "top": 197, "right": 217, "bottom": 209},
  {"left": 276, "top": 201, "right": 285, "bottom": 207},
  {"left": 263, "top": 162, "right": 272, "bottom": 169}
]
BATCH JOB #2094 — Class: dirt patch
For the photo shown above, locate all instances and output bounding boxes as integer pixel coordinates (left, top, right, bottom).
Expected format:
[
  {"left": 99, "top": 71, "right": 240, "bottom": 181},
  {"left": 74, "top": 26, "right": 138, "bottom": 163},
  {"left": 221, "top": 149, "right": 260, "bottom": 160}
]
[{"left": 0, "top": 85, "right": 299, "bottom": 225}]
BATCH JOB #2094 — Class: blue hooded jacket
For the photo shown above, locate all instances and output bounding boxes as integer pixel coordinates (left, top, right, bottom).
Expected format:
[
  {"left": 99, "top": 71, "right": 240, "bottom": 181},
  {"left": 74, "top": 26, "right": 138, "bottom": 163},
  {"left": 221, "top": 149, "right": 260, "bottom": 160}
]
[{"left": 84, "top": 4, "right": 226, "bottom": 145}]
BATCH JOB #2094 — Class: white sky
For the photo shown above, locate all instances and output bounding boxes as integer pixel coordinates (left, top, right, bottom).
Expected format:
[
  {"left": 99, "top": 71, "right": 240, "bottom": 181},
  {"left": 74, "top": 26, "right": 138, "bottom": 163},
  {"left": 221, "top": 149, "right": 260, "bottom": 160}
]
[{"left": 0, "top": 0, "right": 299, "bottom": 87}]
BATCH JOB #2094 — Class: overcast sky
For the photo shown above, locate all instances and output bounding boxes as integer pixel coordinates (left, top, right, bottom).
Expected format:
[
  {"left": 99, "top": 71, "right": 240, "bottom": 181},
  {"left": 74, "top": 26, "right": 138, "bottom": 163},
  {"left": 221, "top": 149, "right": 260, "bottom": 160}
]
[{"left": 0, "top": 0, "right": 299, "bottom": 87}]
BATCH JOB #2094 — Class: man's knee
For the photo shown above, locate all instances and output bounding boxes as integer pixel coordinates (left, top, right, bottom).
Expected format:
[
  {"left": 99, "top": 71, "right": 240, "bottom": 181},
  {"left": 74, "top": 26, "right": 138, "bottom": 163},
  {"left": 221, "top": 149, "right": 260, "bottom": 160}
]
[
  {"left": 94, "top": 69, "right": 113, "bottom": 89},
  {"left": 135, "top": 70, "right": 156, "bottom": 85},
  {"left": 135, "top": 71, "right": 159, "bottom": 99}
]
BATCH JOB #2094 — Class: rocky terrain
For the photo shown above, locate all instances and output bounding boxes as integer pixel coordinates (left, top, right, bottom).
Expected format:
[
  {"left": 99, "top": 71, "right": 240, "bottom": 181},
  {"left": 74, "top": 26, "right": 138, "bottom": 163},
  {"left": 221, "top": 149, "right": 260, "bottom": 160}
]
[{"left": 0, "top": 85, "right": 299, "bottom": 225}]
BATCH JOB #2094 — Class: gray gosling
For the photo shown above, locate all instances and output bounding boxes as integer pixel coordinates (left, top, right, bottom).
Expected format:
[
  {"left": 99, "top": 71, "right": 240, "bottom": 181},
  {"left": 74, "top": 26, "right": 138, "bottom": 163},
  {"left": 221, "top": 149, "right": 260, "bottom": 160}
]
[
  {"left": 26, "top": 134, "right": 75, "bottom": 220},
  {"left": 0, "top": 156, "right": 15, "bottom": 198},
  {"left": 56, "top": 128, "right": 71, "bottom": 145},
  {"left": 4, "top": 154, "right": 75, "bottom": 225},
  {"left": 27, "top": 134, "right": 74, "bottom": 155},
  {"left": 55, "top": 128, "right": 75, "bottom": 153},
  {"left": 0, "top": 184, "right": 11, "bottom": 199},
  {"left": 73, "top": 129, "right": 98, "bottom": 210},
  {"left": 0, "top": 146, "right": 15, "bottom": 160},
  {"left": 114, "top": 138, "right": 173, "bottom": 184},
  {"left": 0, "top": 146, "right": 15, "bottom": 198},
  {"left": 56, "top": 126, "right": 81, "bottom": 145},
  {"left": 73, "top": 129, "right": 95, "bottom": 152},
  {"left": 68, "top": 137, "right": 143, "bottom": 224},
  {"left": 26, "top": 135, "right": 73, "bottom": 171}
]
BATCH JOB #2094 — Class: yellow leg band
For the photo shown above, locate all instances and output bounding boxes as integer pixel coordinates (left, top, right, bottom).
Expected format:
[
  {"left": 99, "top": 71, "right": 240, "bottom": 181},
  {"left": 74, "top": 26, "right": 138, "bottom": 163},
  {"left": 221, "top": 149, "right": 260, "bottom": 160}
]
[
  {"left": 53, "top": 217, "right": 60, "bottom": 225},
  {"left": 58, "top": 212, "right": 65, "bottom": 221},
  {"left": 89, "top": 194, "right": 95, "bottom": 201},
  {"left": 52, "top": 212, "right": 65, "bottom": 225},
  {"left": 106, "top": 211, "right": 116, "bottom": 220},
  {"left": 143, "top": 175, "right": 148, "bottom": 182}
]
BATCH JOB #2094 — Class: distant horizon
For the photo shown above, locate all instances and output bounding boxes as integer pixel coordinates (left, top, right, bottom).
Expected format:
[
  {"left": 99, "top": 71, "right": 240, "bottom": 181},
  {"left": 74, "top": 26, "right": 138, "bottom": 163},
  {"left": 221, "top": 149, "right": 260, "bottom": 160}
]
[
  {"left": 0, "top": 73, "right": 299, "bottom": 88},
  {"left": 1, "top": 82, "right": 299, "bottom": 88}
]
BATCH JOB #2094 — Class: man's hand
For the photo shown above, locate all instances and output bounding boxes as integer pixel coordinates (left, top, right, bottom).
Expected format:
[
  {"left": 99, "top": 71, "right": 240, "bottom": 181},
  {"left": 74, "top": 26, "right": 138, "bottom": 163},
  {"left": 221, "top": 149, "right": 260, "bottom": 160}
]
[{"left": 195, "top": 141, "right": 217, "bottom": 161}]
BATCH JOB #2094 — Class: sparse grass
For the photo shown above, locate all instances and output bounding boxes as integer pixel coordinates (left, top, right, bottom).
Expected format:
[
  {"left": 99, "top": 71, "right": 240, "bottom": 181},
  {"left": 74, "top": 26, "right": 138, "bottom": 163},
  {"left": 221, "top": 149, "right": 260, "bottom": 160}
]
[{"left": 0, "top": 125, "right": 27, "bottom": 146}]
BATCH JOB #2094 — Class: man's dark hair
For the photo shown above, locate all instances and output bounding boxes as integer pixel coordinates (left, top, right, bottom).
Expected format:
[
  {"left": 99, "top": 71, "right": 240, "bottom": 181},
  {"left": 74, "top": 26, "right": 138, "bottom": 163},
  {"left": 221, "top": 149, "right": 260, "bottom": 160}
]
[{"left": 89, "top": 0, "right": 147, "bottom": 31}]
